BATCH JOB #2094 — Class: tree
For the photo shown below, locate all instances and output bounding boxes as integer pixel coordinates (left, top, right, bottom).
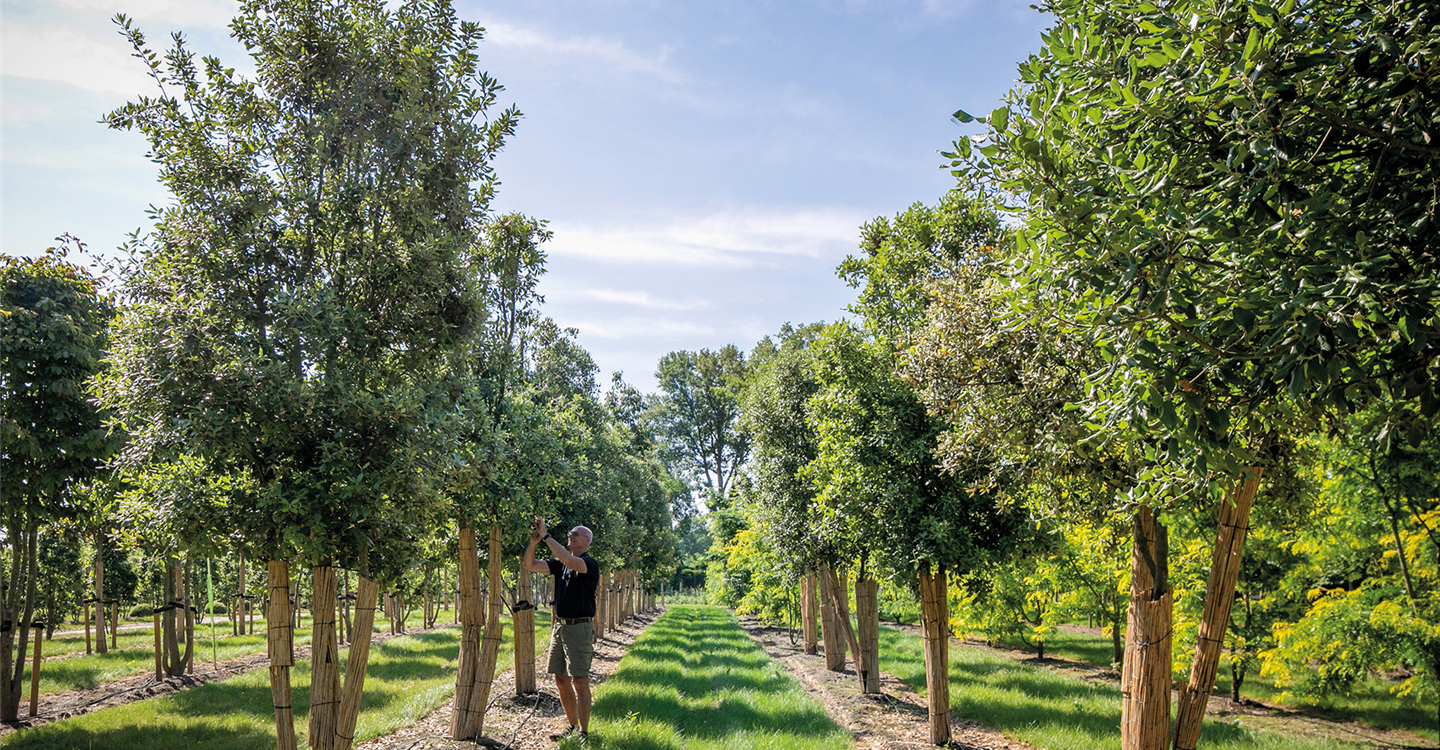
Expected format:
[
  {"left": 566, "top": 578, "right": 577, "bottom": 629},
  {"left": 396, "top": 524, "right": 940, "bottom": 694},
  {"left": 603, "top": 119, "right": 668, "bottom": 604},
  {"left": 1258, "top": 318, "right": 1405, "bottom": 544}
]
[
  {"left": 101, "top": 1, "right": 513, "bottom": 746},
  {"left": 650, "top": 346, "right": 751, "bottom": 511},
  {"left": 947, "top": 1, "right": 1439, "bottom": 745},
  {"left": 1, "top": 243, "right": 117, "bottom": 721}
]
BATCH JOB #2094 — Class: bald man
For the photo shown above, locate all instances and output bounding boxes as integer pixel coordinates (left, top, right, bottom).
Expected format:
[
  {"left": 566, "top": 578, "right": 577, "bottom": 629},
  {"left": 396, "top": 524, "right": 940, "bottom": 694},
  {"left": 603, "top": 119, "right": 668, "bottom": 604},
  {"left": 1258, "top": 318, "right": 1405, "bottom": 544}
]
[{"left": 525, "top": 517, "right": 600, "bottom": 742}]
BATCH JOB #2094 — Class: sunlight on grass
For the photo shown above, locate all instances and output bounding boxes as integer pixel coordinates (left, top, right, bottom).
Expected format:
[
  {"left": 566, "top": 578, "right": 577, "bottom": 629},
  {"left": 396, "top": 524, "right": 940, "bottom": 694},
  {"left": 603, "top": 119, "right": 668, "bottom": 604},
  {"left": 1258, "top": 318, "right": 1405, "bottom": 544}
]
[
  {"left": 579, "top": 605, "right": 850, "bottom": 750},
  {"left": 876, "top": 626, "right": 1364, "bottom": 750},
  {"left": 2, "top": 612, "right": 549, "bottom": 750},
  {"left": 992, "top": 626, "right": 1436, "bottom": 742}
]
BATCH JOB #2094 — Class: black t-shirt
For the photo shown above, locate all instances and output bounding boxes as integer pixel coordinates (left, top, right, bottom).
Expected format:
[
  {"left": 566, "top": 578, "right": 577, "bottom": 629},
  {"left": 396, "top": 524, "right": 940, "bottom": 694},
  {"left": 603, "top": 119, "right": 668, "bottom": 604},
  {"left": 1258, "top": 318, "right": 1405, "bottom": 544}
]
[{"left": 547, "top": 555, "right": 600, "bottom": 619}]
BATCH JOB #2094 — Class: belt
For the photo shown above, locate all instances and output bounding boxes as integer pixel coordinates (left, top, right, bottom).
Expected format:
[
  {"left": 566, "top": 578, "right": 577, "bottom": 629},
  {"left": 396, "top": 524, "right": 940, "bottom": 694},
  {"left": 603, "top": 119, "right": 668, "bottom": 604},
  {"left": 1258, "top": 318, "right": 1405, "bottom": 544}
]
[{"left": 556, "top": 617, "right": 592, "bottom": 625}]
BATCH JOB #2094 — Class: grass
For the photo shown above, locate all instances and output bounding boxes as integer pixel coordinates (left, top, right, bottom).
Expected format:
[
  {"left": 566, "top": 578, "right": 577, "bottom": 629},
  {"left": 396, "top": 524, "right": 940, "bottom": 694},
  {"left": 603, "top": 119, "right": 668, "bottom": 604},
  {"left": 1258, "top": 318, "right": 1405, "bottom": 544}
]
[
  {"left": 2, "top": 611, "right": 548, "bottom": 750},
  {"left": 23, "top": 608, "right": 448, "bottom": 697},
  {"left": 577, "top": 605, "right": 850, "bottom": 750},
  {"left": 991, "top": 626, "right": 1436, "bottom": 742},
  {"left": 877, "top": 625, "right": 1367, "bottom": 750}
]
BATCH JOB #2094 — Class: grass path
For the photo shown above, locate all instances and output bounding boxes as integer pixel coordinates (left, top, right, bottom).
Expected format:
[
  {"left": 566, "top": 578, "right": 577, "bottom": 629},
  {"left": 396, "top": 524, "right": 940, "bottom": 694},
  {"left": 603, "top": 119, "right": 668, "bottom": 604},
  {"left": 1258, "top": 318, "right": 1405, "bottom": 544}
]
[
  {"left": 875, "top": 625, "right": 1372, "bottom": 750},
  {"left": 581, "top": 605, "right": 851, "bottom": 750},
  {"left": 2, "top": 612, "right": 546, "bottom": 750}
]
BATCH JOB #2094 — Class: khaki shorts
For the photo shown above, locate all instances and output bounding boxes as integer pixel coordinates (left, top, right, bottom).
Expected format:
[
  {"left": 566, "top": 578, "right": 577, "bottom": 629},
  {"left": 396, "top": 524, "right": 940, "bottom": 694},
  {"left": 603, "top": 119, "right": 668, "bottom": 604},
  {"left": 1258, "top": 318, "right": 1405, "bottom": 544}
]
[{"left": 547, "top": 620, "right": 594, "bottom": 677}]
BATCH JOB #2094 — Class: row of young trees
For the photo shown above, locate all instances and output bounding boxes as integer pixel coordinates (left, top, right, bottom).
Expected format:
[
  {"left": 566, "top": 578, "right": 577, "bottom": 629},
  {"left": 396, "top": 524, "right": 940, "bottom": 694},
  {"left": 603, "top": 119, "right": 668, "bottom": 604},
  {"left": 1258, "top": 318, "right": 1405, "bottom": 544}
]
[
  {"left": 2, "top": 1, "right": 681, "bottom": 745},
  {"left": 694, "top": 0, "right": 1438, "bottom": 747}
]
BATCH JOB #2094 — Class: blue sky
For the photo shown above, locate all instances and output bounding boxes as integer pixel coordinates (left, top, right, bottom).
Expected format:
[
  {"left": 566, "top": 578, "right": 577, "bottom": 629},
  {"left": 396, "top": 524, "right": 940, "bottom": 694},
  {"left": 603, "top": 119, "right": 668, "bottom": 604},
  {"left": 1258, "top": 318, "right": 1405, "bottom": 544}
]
[{"left": 2, "top": 0, "right": 1049, "bottom": 391}]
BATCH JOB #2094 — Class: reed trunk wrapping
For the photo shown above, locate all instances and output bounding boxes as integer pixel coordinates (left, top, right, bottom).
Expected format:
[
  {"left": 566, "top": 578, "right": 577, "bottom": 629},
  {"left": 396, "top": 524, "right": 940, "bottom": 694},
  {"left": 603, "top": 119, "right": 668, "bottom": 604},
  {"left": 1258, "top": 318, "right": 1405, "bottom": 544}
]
[
  {"left": 855, "top": 577, "right": 881, "bottom": 694},
  {"left": 919, "top": 563, "right": 950, "bottom": 746},
  {"left": 821, "top": 567, "right": 864, "bottom": 687},
  {"left": 1122, "top": 506, "right": 1172, "bottom": 750},
  {"left": 818, "top": 564, "right": 845, "bottom": 671},
  {"left": 514, "top": 561, "right": 536, "bottom": 694},
  {"left": 308, "top": 566, "right": 340, "bottom": 750},
  {"left": 450, "top": 521, "right": 483, "bottom": 739},
  {"left": 266, "top": 560, "right": 297, "bottom": 750},
  {"left": 93, "top": 540, "right": 106, "bottom": 655},
  {"left": 333, "top": 577, "right": 379, "bottom": 750},
  {"left": 465, "top": 525, "right": 505, "bottom": 739},
  {"left": 1173, "top": 469, "right": 1263, "bottom": 750},
  {"left": 152, "top": 610, "right": 162, "bottom": 680},
  {"left": 801, "top": 572, "right": 819, "bottom": 655}
]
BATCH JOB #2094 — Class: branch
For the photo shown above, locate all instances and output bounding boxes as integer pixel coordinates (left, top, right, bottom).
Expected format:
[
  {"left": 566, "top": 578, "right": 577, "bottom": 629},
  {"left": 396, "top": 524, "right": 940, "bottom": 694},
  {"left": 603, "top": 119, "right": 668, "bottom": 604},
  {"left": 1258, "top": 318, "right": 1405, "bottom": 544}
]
[{"left": 1308, "top": 104, "right": 1440, "bottom": 155}]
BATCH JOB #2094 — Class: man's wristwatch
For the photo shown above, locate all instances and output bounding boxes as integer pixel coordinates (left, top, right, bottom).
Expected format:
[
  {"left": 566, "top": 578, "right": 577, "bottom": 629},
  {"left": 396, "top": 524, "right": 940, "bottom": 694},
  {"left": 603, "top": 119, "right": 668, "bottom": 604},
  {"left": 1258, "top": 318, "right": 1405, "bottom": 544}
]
[{"left": 541, "top": 533, "right": 551, "bottom": 542}]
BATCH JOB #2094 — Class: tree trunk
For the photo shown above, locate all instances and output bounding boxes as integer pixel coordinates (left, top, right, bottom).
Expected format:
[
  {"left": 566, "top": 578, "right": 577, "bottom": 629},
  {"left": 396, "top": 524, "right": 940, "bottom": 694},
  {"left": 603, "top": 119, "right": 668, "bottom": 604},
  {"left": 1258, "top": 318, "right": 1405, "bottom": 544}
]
[
  {"left": 595, "top": 573, "right": 608, "bottom": 640},
  {"left": 333, "top": 577, "right": 379, "bottom": 750},
  {"left": 919, "top": 562, "right": 949, "bottom": 746},
  {"left": 818, "top": 563, "right": 845, "bottom": 671},
  {"left": 309, "top": 565, "right": 341, "bottom": 750},
  {"left": 93, "top": 534, "right": 107, "bottom": 655},
  {"left": 820, "top": 567, "right": 865, "bottom": 688},
  {"left": 855, "top": 576, "right": 881, "bottom": 694},
  {"left": 450, "top": 521, "right": 483, "bottom": 739},
  {"left": 801, "top": 571, "right": 819, "bottom": 655},
  {"left": 163, "top": 556, "right": 182, "bottom": 676},
  {"left": 1174, "top": 469, "right": 1262, "bottom": 750},
  {"left": 181, "top": 555, "right": 194, "bottom": 674},
  {"left": 0, "top": 516, "right": 38, "bottom": 723},
  {"left": 465, "top": 525, "right": 505, "bottom": 740},
  {"left": 1122, "top": 505, "right": 1172, "bottom": 750},
  {"left": 267, "top": 560, "right": 297, "bottom": 750},
  {"left": 514, "top": 562, "right": 536, "bottom": 694},
  {"left": 237, "top": 550, "right": 247, "bottom": 636}
]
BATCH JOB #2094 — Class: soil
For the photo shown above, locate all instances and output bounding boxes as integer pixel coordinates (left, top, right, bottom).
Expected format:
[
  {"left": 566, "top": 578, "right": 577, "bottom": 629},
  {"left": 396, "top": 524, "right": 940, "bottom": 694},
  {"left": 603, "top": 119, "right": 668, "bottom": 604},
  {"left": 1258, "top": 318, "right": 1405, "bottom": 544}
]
[
  {"left": 736, "top": 617, "right": 1035, "bottom": 750},
  {"left": 357, "top": 609, "right": 662, "bottom": 750},
  {"left": 0, "top": 627, "right": 414, "bottom": 737}
]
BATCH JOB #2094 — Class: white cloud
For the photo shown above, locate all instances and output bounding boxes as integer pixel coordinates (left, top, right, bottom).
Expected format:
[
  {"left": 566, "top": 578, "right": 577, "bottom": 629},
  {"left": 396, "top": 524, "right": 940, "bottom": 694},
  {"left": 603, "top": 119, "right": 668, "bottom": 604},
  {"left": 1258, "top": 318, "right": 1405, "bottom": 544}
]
[
  {"left": 576, "top": 317, "right": 716, "bottom": 340},
  {"left": 547, "top": 208, "right": 866, "bottom": 267},
  {"left": 552, "top": 286, "right": 711, "bottom": 311},
  {"left": 482, "top": 20, "right": 684, "bottom": 84},
  {"left": 3, "top": 23, "right": 157, "bottom": 98}
]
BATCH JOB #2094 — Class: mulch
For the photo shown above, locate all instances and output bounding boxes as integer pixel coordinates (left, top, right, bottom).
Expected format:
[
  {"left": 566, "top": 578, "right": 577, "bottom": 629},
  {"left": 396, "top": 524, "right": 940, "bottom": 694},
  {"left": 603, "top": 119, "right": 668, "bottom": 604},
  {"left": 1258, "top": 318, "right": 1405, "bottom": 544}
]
[
  {"left": 356, "top": 610, "right": 662, "bottom": 750},
  {"left": 736, "top": 618, "right": 1036, "bottom": 750}
]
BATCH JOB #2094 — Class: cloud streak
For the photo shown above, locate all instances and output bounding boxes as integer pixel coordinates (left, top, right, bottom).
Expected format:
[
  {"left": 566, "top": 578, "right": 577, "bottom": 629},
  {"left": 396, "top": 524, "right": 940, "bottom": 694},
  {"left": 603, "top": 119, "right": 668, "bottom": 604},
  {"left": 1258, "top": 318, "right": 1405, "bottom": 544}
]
[
  {"left": 546, "top": 208, "right": 867, "bottom": 267},
  {"left": 482, "top": 20, "right": 684, "bottom": 84}
]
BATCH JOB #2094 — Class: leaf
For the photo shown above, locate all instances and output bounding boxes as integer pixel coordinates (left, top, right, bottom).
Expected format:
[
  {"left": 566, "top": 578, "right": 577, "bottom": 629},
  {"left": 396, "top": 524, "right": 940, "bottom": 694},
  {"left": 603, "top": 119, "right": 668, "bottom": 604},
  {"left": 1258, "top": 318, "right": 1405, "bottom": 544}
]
[
  {"left": 951, "top": 109, "right": 975, "bottom": 123},
  {"left": 991, "top": 107, "right": 1010, "bottom": 132}
]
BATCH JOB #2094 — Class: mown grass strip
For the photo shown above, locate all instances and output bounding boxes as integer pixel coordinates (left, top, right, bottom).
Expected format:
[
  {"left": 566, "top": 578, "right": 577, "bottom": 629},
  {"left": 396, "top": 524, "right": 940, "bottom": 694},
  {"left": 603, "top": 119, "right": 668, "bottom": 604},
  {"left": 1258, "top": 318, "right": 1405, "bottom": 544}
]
[
  {"left": 582, "top": 605, "right": 850, "bottom": 750},
  {"left": 2, "top": 611, "right": 548, "bottom": 750},
  {"left": 876, "top": 626, "right": 1360, "bottom": 750}
]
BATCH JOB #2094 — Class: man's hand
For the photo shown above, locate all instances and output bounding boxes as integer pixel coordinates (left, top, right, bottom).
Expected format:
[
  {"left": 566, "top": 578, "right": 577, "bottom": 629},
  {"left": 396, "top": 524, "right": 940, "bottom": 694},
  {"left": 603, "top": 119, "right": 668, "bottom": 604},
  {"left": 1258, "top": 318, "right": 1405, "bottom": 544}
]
[
  {"left": 529, "top": 524, "right": 542, "bottom": 545},
  {"left": 534, "top": 516, "right": 548, "bottom": 540}
]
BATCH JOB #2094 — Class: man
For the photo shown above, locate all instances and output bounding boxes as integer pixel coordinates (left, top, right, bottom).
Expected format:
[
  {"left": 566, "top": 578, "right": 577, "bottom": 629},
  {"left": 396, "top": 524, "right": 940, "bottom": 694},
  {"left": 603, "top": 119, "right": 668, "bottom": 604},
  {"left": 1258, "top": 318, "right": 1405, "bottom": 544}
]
[{"left": 524, "top": 517, "right": 600, "bottom": 743}]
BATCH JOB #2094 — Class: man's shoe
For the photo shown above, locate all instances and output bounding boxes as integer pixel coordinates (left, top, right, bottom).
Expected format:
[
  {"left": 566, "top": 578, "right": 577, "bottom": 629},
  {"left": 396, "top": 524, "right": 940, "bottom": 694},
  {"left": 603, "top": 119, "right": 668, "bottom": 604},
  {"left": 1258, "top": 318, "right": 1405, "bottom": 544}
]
[
  {"left": 549, "top": 725, "right": 577, "bottom": 741},
  {"left": 578, "top": 730, "right": 589, "bottom": 745}
]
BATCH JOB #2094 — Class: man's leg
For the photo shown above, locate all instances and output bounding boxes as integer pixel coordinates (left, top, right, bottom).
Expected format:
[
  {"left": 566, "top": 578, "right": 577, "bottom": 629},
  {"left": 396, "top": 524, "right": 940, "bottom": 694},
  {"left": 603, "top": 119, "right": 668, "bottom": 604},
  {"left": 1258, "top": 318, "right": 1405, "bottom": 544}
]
[
  {"left": 573, "top": 676, "right": 592, "bottom": 732},
  {"left": 554, "top": 673, "right": 578, "bottom": 728}
]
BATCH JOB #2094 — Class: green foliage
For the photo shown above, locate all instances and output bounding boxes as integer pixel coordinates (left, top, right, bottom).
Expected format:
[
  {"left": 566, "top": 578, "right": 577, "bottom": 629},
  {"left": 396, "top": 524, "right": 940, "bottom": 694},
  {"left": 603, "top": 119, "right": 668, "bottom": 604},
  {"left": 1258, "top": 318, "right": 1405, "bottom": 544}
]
[
  {"left": 1, "top": 241, "right": 117, "bottom": 518},
  {"left": 649, "top": 345, "right": 751, "bottom": 512},
  {"left": 100, "top": 0, "right": 514, "bottom": 576},
  {"left": 952, "top": 0, "right": 1440, "bottom": 487}
]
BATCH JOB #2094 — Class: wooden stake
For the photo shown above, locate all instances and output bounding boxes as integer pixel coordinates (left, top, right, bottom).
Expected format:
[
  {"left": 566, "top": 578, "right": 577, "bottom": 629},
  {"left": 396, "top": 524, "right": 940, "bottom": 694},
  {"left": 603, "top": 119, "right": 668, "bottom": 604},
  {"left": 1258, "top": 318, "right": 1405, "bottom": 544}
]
[
  {"left": 1121, "top": 506, "right": 1172, "bottom": 750},
  {"left": 1173, "top": 469, "right": 1263, "bottom": 750},
  {"left": 110, "top": 601, "right": 118, "bottom": 650},
  {"left": 152, "top": 608, "right": 162, "bottom": 680},
  {"left": 83, "top": 600, "right": 91, "bottom": 655},
  {"left": 267, "top": 560, "right": 297, "bottom": 750},
  {"left": 28, "top": 621, "right": 43, "bottom": 717},
  {"left": 333, "top": 577, "right": 379, "bottom": 750}
]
